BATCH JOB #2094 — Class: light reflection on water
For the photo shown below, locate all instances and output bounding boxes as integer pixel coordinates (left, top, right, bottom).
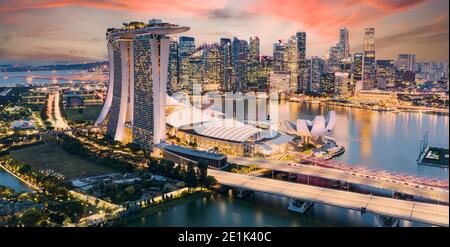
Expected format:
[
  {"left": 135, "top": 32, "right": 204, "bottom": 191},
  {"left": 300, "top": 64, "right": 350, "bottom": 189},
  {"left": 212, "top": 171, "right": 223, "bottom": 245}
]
[
  {"left": 125, "top": 192, "right": 430, "bottom": 227},
  {"left": 277, "top": 101, "right": 448, "bottom": 179}
]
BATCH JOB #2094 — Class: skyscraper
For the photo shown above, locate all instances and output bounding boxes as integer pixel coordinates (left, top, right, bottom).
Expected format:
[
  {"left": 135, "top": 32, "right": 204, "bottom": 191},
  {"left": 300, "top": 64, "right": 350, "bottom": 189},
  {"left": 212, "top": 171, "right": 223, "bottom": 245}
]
[
  {"left": 232, "top": 37, "right": 249, "bottom": 92},
  {"left": 202, "top": 43, "right": 222, "bottom": 91},
  {"left": 307, "top": 56, "right": 324, "bottom": 93},
  {"left": 168, "top": 37, "right": 179, "bottom": 93},
  {"left": 396, "top": 54, "right": 416, "bottom": 72},
  {"left": 249, "top": 36, "right": 260, "bottom": 63},
  {"left": 247, "top": 36, "right": 261, "bottom": 88},
  {"left": 363, "top": 28, "right": 376, "bottom": 90},
  {"left": 273, "top": 40, "right": 288, "bottom": 72},
  {"left": 287, "top": 35, "right": 299, "bottom": 92},
  {"left": 220, "top": 38, "right": 233, "bottom": 91},
  {"left": 296, "top": 32, "right": 307, "bottom": 92},
  {"left": 178, "top": 36, "right": 196, "bottom": 88},
  {"left": 339, "top": 27, "right": 350, "bottom": 59},
  {"left": 95, "top": 20, "right": 189, "bottom": 148},
  {"left": 353, "top": 53, "right": 363, "bottom": 82},
  {"left": 320, "top": 72, "right": 336, "bottom": 96}
]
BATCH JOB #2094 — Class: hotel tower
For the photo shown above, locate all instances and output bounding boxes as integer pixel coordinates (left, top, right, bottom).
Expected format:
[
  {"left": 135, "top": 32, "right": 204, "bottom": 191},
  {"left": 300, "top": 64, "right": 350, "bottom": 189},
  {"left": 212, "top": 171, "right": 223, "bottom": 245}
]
[{"left": 95, "top": 19, "right": 189, "bottom": 149}]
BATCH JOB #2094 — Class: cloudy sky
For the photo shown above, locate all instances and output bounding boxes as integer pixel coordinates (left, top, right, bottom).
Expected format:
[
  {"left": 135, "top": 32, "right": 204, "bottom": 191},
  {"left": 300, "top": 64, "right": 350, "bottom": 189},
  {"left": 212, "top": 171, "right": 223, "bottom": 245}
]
[{"left": 0, "top": 0, "right": 448, "bottom": 64}]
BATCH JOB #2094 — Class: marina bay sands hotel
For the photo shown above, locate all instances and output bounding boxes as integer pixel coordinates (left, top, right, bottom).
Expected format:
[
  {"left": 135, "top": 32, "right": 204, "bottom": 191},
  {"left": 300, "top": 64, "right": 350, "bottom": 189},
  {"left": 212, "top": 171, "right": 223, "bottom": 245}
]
[{"left": 95, "top": 19, "right": 189, "bottom": 149}]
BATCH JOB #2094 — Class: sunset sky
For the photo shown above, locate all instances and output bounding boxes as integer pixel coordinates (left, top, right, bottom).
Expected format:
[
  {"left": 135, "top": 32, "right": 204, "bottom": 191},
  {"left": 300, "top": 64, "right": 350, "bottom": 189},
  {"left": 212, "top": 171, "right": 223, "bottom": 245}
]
[{"left": 0, "top": 0, "right": 448, "bottom": 65}]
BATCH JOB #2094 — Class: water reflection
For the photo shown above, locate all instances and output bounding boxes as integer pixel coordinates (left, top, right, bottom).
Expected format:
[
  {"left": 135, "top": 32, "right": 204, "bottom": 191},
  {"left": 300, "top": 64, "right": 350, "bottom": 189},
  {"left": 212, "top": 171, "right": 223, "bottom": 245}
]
[{"left": 277, "top": 101, "right": 448, "bottom": 179}]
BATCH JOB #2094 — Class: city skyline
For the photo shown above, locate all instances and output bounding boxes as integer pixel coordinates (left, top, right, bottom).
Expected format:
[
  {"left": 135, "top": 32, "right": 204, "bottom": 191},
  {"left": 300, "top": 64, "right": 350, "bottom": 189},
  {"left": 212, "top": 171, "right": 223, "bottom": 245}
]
[{"left": 0, "top": 0, "right": 449, "bottom": 64}]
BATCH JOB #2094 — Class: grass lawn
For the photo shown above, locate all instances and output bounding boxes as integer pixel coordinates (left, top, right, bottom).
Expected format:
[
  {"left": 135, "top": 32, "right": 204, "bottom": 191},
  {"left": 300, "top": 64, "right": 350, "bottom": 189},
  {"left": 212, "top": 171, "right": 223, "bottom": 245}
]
[
  {"left": 65, "top": 105, "right": 103, "bottom": 122},
  {"left": 9, "top": 142, "right": 116, "bottom": 180}
]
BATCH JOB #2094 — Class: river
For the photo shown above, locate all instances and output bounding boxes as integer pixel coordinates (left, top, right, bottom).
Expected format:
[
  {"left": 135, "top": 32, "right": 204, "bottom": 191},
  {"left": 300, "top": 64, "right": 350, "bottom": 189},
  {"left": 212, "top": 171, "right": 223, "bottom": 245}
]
[{"left": 0, "top": 167, "right": 31, "bottom": 192}]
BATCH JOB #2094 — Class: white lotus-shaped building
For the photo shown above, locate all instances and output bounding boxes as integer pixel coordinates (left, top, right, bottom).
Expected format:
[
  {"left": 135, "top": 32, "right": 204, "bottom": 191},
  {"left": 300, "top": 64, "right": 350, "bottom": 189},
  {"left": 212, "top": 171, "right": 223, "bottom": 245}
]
[{"left": 283, "top": 111, "right": 336, "bottom": 138}]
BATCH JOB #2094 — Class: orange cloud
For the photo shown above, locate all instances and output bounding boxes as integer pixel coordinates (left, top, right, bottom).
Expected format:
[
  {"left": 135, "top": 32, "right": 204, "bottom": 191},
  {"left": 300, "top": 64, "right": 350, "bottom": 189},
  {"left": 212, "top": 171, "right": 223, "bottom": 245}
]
[{"left": 0, "top": 0, "right": 227, "bottom": 14}]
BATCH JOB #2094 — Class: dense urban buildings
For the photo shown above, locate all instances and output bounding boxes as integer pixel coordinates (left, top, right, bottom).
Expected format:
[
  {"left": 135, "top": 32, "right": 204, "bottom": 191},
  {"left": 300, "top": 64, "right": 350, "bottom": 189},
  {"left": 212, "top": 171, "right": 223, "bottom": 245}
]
[
  {"left": 121, "top": 25, "right": 450, "bottom": 102},
  {"left": 93, "top": 21, "right": 449, "bottom": 153}
]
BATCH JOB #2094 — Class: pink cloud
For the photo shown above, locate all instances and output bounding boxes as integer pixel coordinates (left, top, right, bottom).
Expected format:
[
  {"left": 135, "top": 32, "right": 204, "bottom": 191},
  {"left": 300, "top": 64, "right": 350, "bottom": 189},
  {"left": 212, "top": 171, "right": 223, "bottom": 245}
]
[{"left": 246, "top": 0, "right": 430, "bottom": 37}]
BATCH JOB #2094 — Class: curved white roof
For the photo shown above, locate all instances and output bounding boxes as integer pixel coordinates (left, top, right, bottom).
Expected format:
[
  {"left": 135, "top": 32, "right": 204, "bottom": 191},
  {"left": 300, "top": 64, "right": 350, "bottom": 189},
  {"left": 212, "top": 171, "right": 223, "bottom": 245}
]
[
  {"left": 325, "top": 111, "right": 336, "bottom": 131},
  {"left": 310, "top": 116, "right": 325, "bottom": 137},
  {"left": 284, "top": 111, "right": 336, "bottom": 138},
  {"left": 194, "top": 119, "right": 264, "bottom": 142}
]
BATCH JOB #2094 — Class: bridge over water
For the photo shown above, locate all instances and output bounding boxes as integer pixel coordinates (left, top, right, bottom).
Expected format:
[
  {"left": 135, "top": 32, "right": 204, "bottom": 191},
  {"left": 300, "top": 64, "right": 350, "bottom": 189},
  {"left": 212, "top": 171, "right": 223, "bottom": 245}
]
[
  {"left": 228, "top": 156, "right": 449, "bottom": 203},
  {"left": 209, "top": 169, "right": 449, "bottom": 227}
]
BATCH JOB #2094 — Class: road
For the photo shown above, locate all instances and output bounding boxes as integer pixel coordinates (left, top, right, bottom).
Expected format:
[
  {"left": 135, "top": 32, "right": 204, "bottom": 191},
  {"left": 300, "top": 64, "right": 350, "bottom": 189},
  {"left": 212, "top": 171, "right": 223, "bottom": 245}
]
[
  {"left": 47, "top": 92, "right": 70, "bottom": 130},
  {"left": 208, "top": 169, "right": 449, "bottom": 227},
  {"left": 228, "top": 156, "right": 449, "bottom": 203}
]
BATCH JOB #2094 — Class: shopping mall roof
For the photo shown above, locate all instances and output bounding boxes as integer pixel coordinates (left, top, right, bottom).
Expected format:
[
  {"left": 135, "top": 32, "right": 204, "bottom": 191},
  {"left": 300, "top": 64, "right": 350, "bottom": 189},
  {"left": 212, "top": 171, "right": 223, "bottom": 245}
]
[{"left": 194, "top": 119, "right": 264, "bottom": 143}]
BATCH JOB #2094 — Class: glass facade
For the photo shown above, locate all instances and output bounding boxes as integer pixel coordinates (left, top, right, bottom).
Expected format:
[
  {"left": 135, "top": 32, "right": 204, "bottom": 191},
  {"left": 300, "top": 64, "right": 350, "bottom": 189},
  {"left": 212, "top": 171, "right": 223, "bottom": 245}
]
[
  {"left": 106, "top": 40, "right": 123, "bottom": 138},
  {"left": 132, "top": 35, "right": 154, "bottom": 149}
]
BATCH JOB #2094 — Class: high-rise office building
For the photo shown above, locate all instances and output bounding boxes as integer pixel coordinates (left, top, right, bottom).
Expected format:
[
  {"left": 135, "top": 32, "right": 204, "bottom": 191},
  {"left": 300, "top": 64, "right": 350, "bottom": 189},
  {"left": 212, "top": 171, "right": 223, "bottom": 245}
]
[
  {"left": 287, "top": 35, "right": 299, "bottom": 92},
  {"left": 339, "top": 27, "right": 350, "bottom": 59},
  {"left": 273, "top": 40, "right": 288, "bottom": 72},
  {"left": 363, "top": 28, "right": 376, "bottom": 90},
  {"left": 334, "top": 72, "right": 351, "bottom": 97},
  {"left": 220, "top": 38, "right": 233, "bottom": 91},
  {"left": 320, "top": 72, "right": 336, "bottom": 96},
  {"left": 352, "top": 53, "right": 363, "bottom": 95},
  {"left": 249, "top": 36, "right": 260, "bottom": 63},
  {"left": 307, "top": 56, "right": 324, "bottom": 93},
  {"left": 247, "top": 36, "right": 261, "bottom": 88},
  {"left": 353, "top": 53, "right": 363, "bottom": 82},
  {"left": 95, "top": 20, "right": 189, "bottom": 149},
  {"left": 376, "top": 60, "right": 396, "bottom": 89},
  {"left": 232, "top": 37, "right": 249, "bottom": 92},
  {"left": 328, "top": 45, "right": 342, "bottom": 72},
  {"left": 296, "top": 32, "right": 307, "bottom": 92},
  {"left": 202, "top": 43, "right": 222, "bottom": 91},
  {"left": 178, "top": 36, "right": 196, "bottom": 88},
  {"left": 168, "top": 37, "right": 179, "bottom": 93},
  {"left": 396, "top": 54, "right": 416, "bottom": 72}
]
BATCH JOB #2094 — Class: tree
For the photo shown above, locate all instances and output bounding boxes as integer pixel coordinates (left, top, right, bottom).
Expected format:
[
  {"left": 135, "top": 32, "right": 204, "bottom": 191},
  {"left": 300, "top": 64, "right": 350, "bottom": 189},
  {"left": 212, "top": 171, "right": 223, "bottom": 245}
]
[
  {"left": 185, "top": 165, "right": 198, "bottom": 189},
  {"left": 18, "top": 164, "right": 31, "bottom": 174},
  {"left": 20, "top": 208, "right": 45, "bottom": 227},
  {"left": 49, "top": 212, "right": 66, "bottom": 225},
  {"left": 124, "top": 186, "right": 135, "bottom": 196},
  {"left": 197, "top": 161, "right": 208, "bottom": 190},
  {"left": 204, "top": 176, "right": 217, "bottom": 189}
]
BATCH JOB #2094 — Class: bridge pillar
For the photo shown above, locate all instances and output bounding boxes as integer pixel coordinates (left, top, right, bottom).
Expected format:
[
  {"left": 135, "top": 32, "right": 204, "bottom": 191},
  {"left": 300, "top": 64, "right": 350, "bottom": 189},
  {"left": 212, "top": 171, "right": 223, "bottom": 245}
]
[
  {"left": 288, "top": 198, "right": 314, "bottom": 214},
  {"left": 237, "top": 189, "right": 254, "bottom": 198},
  {"left": 375, "top": 214, "right": 399, "bottom": 227}
]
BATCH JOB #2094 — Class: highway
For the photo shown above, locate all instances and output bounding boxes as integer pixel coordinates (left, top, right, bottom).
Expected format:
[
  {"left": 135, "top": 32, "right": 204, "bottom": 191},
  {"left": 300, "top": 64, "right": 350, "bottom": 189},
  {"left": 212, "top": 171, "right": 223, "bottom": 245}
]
[
  {"left": 209, "top": 169, "right": 449, "bottom": 227},
  {"left": 228, "top": 156, "right": 449, "bottom": 203}
]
